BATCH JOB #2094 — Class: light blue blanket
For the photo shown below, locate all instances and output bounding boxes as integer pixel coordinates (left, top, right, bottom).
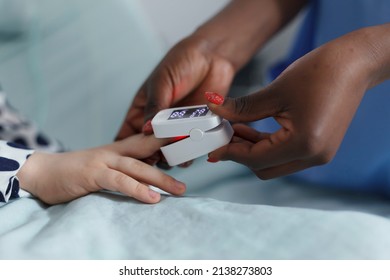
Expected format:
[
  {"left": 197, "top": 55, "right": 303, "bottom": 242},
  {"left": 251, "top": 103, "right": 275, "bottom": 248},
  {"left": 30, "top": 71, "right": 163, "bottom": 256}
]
[{"left": 1, "top": 160, "right": 390, "bottom": 259}]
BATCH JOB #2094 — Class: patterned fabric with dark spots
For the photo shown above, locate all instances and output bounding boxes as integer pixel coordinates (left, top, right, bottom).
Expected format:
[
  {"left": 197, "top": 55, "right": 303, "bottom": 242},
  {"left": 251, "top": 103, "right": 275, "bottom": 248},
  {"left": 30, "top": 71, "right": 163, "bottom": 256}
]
[
  {"left": 0, "top": 140, "right": 33, "bottom": 203},
  {"left": 0, "top": 89, "right": 63, "bottom": 203},
  {"left": 0, "top": 91, "right": 64, "bottom": 152}
]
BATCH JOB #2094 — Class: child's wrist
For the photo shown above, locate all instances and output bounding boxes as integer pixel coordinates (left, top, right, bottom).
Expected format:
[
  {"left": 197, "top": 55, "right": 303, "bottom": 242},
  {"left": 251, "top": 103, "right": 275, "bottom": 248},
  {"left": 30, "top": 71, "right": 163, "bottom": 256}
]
[{"left": 17, "top": 152, "right": 43, "bottom": 197}]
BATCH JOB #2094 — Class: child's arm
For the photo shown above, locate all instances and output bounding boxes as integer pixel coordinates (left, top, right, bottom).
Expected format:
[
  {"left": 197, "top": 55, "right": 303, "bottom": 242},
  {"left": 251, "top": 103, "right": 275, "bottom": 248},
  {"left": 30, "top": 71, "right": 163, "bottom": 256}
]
[{"left": 15, "top": 134, "right": 186, "bottom": 205}]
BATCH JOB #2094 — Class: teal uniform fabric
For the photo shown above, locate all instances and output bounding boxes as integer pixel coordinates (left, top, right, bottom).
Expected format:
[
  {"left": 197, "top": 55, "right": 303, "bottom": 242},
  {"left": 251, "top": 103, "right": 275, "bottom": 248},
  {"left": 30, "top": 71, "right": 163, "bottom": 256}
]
[{"left": 253, "top": 0, "right": 390, "bottom": 193}]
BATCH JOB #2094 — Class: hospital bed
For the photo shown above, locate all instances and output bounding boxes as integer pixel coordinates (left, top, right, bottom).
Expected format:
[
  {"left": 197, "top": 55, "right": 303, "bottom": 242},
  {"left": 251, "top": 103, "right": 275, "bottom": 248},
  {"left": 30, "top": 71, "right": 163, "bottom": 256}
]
[{"left": 1, "top": 0, "right": 390, "bottom": 259}]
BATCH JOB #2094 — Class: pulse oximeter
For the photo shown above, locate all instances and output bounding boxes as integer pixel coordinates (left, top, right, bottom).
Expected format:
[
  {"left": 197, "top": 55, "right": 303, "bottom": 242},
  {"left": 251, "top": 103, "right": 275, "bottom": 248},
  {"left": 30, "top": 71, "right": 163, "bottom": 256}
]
[{"left": 151, "top": 105, "right": 234, "bottom": 166}]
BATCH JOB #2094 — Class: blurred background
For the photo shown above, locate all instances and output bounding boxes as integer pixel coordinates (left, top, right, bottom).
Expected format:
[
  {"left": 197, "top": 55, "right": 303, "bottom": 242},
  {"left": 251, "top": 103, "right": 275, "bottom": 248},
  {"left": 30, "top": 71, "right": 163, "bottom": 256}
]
[{"left": 0, "top": 0, "right": 301, "bottom": 150}]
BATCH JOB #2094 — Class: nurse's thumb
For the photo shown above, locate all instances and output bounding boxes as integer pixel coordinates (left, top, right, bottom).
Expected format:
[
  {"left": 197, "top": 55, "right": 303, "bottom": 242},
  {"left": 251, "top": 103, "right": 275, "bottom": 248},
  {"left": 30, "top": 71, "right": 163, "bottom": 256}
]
[{"left": 204, "top": 91, "right": 276, "bottom": 123}]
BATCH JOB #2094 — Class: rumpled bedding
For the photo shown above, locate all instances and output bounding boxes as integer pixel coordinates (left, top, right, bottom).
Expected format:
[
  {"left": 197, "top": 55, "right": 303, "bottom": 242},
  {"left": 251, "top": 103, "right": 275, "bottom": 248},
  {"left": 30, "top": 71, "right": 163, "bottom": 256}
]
[{"left": 1, "top": 160, "right": 390, "bottom": 259}]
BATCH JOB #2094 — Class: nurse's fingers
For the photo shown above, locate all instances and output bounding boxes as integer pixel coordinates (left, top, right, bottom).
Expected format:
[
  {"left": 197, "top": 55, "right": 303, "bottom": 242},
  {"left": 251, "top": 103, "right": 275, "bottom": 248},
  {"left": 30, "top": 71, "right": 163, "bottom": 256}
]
[
  {"left": 252, "top": 159, "right": 314, "bottom": 180},
  {"left": 115, "top": 85, "right": 147, "bottom": 140},
  {"left": 208, "top": 127, "right": 299, "bottom": 170},
  {"left": 231, "top": 123, "right": 271, "bottom": 143}
]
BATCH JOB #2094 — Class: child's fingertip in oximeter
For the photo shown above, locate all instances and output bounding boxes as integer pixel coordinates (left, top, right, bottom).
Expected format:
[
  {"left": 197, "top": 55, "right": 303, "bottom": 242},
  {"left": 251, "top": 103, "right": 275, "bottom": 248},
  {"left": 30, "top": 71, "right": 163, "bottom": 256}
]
[{"left": 151, "top": 105, "right": 233, "bottom": 166}]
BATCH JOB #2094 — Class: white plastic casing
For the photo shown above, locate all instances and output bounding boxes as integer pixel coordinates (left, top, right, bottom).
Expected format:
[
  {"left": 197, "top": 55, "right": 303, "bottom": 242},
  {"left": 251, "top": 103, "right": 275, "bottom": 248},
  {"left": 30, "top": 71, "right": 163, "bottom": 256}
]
[
  {"left": 151, "top": 105, "right": 233, "bottom": 166},
  {"left": 152, "top": 105, "right": 222, "bottom": 138}
]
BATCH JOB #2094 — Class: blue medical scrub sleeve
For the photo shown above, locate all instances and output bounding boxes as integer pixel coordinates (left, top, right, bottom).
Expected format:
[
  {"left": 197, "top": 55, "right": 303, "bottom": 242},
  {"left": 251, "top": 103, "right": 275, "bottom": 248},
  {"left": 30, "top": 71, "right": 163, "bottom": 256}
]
[{"left": 252, "top": 0, "right": 390, "bottom": 193}]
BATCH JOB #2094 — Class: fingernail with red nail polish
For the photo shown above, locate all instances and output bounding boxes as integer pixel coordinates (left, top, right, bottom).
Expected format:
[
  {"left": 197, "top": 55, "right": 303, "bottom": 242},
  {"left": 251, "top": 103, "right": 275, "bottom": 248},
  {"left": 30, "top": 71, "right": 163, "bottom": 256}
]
[
  {"left": 142, "top": 120, "right": 153, "bottom": 134},
  {"left": 207, "top": 157, "right": 219, "bottom": 163},
  {"left": 204, "top": 92, "right": 224, "bottom": 105}
]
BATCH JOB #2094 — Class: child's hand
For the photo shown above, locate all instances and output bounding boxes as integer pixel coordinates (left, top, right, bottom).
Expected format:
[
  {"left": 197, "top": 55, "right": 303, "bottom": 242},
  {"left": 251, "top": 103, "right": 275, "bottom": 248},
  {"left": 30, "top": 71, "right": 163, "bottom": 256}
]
[{"left": 17, "top": 134, "right": 186, "bottom": 205}]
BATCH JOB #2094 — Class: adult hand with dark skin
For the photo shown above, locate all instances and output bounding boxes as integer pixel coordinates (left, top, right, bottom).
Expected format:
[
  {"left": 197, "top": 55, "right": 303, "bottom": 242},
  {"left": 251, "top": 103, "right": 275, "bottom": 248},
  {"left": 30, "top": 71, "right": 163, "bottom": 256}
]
[
  {"left": 206, "top": 24, "right": 390, "bottom": 179},
  {"left": 115, "top": 0, "right": 307, "bottom": 140}
]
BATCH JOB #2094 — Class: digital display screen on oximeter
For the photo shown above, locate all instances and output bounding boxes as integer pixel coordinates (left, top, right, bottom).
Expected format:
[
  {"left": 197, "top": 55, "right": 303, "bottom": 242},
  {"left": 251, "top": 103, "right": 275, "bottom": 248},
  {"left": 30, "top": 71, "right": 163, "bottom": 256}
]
[{"left": 168, "top": 106, "right": 209, "bottom": 120}]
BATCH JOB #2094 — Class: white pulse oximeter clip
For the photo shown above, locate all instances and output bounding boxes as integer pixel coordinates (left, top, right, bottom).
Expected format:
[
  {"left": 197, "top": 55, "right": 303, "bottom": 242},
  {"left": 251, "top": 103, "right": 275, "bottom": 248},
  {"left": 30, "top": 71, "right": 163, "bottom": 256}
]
[{"left": 151, "top": 105, "right": 233, "bottom": 166}]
